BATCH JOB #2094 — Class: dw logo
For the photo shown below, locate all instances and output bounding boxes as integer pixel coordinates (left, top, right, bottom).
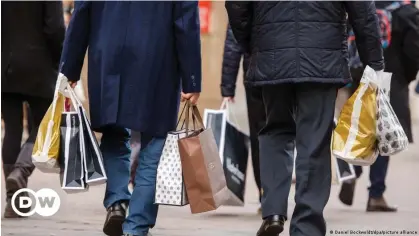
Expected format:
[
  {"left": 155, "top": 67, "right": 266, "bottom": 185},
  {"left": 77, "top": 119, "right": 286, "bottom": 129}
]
[{"left": 11, "top": 188, "right": 61, "bottom": 217}]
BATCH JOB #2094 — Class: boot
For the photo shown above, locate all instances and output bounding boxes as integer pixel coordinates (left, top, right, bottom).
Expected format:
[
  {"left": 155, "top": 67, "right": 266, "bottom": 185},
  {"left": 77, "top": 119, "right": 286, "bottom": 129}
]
[
  {"left": 4, "top": 167, "right": 30, "bottom": 218},
  {"left": 3, "top": 164, "right": 21, "bottom": 218},
  {"left": 366, "top": 196, "right": 397, "bottom": 212}
]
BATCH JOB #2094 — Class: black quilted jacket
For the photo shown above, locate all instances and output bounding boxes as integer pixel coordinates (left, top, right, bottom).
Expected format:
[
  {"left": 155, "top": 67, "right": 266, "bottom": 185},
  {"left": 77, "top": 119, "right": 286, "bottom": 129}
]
[
  {"left": 225, "top": 1, "right": 385, "bottom": 86},
  {"left": 220, "top": 24, "right": 250, "bottom": 97}
]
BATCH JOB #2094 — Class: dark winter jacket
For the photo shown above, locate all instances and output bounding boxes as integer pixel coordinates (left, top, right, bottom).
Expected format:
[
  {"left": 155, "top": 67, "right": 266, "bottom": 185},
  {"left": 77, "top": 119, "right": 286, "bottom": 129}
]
[
  {"left": 2, "top": 1, "right": 65, "bottom": 98},
  {"left": 225, "top": 1, "right": 384, "bottom": 86},
  {"left": 220, "top": 24, "right": 250, "bottom": 97}
]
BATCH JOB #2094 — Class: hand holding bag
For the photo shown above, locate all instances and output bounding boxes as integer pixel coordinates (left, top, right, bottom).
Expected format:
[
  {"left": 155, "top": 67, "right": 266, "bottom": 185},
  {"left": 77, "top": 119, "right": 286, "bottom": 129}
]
[
  {"left": 332, "top": 66, "right": 380, "bottom": 166},
  {"left": 178, "top": 102, "right": 229, "bottom": 214}
]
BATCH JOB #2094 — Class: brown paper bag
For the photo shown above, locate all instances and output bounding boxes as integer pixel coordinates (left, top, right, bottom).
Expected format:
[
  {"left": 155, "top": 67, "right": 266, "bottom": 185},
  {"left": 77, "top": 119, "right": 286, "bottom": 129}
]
[{"left": 178, "top": 103, "right": 229, "bottom": 214}]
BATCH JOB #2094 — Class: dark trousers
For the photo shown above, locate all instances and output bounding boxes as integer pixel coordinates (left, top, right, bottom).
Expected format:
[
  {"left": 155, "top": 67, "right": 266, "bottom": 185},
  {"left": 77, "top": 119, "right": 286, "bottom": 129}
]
[
  {"left": 258, "top": 83, "right": 337, "bottom": 236},
  {"left": 354, "top": 155, "right": 389, "bottom": 198},
  {"left": 245, "top": 86, "right": 265, "bottom": 202},
  {"left": 1, "top": 93, "right": 51, "bottom": 177}
]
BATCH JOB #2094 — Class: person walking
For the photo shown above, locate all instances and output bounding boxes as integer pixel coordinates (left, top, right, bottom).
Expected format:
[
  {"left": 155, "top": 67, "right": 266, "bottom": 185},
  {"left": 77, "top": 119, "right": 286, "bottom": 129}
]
[
  {"left": 1, "top": 1, "right": 65, "bottom": 218},
  {"left": 221, "top": 24, "right": 264, "bottom": 213},
  {"left": 225, "top": 2, "right": 384, "bottom": 236},
  {"left": 59, "top": 2, "right": 201, "bottom": 236},
  {"left": 339, "top": 1, "right": 419, "bottom": 212}
]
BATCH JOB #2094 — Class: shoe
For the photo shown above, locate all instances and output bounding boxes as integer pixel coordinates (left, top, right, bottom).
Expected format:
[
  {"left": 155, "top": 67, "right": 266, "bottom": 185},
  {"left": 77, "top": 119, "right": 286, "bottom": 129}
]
[
  {"left": 6, "top": 168, "right": 27, "bottom": 193},
  {"left": 3, "top": 167, "right": 30, "bottom": 217},
  {"left": 339, "top": 180, "right": 356, "bottom": 206},
  {"left": 3, "top": 201, "right": 25, "bottom": 218},
  {"left": 103, "top": 201, "right": 128, "bottom": 236},
  {"left": 256, "top": 215, "right": 285, "bottom": 236},
  {"left": 366, "top": 196, "right": 397, "bottom": 212}
]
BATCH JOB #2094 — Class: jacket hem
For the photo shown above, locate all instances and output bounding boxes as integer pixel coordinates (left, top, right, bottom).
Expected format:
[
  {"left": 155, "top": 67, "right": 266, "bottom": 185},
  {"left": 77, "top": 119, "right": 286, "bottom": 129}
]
[{"left": 244, "top": 77, "right": 351, "bottom": 86}]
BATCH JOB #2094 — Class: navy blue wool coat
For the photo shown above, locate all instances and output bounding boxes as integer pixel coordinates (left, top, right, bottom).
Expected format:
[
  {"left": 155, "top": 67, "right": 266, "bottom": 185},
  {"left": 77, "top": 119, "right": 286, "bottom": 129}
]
[{"left": 60, "top": 1, "right": 202, "bottom": 137}]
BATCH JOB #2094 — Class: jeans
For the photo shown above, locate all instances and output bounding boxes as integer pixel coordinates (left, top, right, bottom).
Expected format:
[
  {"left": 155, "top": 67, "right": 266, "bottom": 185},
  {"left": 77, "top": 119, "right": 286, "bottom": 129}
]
[
  {"left": 354, "top": 155, "right": 389, "bottom": 198},
  {"left": 100, "top": 126, "right": 166, "bottom": 235}
]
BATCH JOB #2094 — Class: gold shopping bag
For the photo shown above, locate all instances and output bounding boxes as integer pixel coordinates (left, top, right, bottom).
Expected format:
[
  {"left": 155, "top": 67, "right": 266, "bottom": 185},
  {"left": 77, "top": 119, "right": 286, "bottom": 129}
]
[
  {"left": 32, "top": 75, "right": 68, "bottom": 172},
  {"left": 332, "top": 66, "right": 379, "bottom": 166}
]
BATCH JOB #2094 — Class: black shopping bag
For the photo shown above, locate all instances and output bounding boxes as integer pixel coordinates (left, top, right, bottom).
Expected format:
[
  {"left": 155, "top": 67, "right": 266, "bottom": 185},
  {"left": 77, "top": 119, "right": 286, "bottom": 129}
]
[
  {"left": 59, "top": 112, "right": 87, "bottom": 192},
  {"left": 204, "top": 109, "right": 248, "bottom": 206},
  {"left": 79, "top": 108, "right": 107, "bottom": 185}
]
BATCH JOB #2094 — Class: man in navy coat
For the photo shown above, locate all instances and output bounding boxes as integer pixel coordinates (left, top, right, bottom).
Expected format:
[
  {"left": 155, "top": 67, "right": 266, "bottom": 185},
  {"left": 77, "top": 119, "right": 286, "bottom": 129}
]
[{"left": 60, "top": 2, "right": 201, "bottom": 236}]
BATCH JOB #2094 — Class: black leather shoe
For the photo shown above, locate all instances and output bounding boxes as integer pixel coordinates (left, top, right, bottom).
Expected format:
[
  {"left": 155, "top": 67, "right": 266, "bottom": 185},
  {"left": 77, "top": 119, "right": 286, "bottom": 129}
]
[
  {"left": 103, "top": 201, "right": 128, "bottom": 236},
  {"left": 339, "top": 180, "right": 356, "bottom": 206},
  {"left": 257, "top": 215, "right": 285, "bottom": 236}
]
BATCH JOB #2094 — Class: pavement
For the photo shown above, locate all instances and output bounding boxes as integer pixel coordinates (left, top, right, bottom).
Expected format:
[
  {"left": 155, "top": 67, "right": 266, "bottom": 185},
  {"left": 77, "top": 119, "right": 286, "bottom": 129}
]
[{"left": 1, "top": 87, "right": 419, "bottom": 236}]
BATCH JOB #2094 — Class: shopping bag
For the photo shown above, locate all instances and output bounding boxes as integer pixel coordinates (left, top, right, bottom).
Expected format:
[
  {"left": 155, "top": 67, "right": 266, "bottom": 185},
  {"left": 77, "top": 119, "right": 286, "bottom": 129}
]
[
  {"left": 155, "top": 103, "right": 190, "bottom": 206},
  {"left": 203, "top": 102, "right": 248, "bottom": 206},
  {"left": 178, "top": 103, "right": 229, "bottom": 214},
  {"left": 32, "top": 74, "right": 68, "bottom": 172},
  {"left": 58, "top": 108, "right": 87, "bottom": 192},
  {"left": 67, "top": 88, "right": 107, "bottom": 185},
  {"left": 155, "top": 130, "right": 189, "bottom": 206},
  {"left": 332, "top": 119, "right": 356, "bottom": 183},
  {"left": 376, "top": 72, "right": 409, "bottom": 155},
  {"left": 332, "top": 66, "right": 379, "bottom": 166}
]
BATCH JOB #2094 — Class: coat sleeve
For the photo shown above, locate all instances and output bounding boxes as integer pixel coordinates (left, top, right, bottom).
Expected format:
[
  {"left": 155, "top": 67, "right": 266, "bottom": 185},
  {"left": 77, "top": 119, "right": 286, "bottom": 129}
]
[
  {"left": 43, "top": 1, "right": 65, "bottom": 69},
  {"left": 344, "top": 1, "right": 384, "bottom": 71},
  {"left": 173, "top": 1, "right": 202, "bottom": 94},
  {"left": 221, "top": 24, "right": 243, "bottom": 97},
  {"left": 225, "top": 1, "right": 252, "bottom": 54},
  {"left": 59, "top": 1, "right": 91, "bottom": 82}
]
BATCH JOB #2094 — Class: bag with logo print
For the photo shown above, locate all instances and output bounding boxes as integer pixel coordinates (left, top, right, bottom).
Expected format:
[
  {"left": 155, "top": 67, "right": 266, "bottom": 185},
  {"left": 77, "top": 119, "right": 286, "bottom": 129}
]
[
  {"left": 376, "top": 72, "right": 409, "bottom": 155},
  {"left": 178, "top": 102, "right": 229, "bottom": 214},
  {"left": 155, "top": 130, "right": 189, "bottom": 206},
  {"left": 204, "top": 101, "right": 249, "bottom": 206}
]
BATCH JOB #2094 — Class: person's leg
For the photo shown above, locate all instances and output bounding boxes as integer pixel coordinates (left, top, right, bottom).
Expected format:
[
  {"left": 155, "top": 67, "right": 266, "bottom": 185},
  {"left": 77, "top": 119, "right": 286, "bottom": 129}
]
[
  {"left": 10, "top": 96, "right": 51, "bottom": 182},
  {"left": 25, "top": 102, "right": 33, "bottom": 135},
  {"left": 1, "top": 93, "right": 24, "bottom": 218},
  {"left": 367, "top": 155, "right": 396, "bottom": 212},
  {"left": 290, "top": 83, "right": 337, "bottom": 236},
  {"left": 257, "top": 84, "right": 296, "bottom": 236},
  {"left": 245, "top": 86, "right": 265, "bottom": 203},
  {"left": 101, "top": 125, "right": 131, "bottom": 236},
  {"left": 123, "top": 132, "right": 166, "bottom": 236}
]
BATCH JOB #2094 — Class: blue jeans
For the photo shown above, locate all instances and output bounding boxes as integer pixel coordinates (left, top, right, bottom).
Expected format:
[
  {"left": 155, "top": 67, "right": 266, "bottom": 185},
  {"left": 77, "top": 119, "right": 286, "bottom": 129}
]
[
  {"left": 100, "top": 126, "right": 165, "bottom": 235},
  {"left": 354, "top": 155, "right": 389, "bottom": 198}
]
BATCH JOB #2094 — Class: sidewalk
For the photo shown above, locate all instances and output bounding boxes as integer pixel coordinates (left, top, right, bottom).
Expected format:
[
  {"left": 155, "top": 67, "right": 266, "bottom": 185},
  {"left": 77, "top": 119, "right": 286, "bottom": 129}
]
[{"left": 2, "top": 91, "right": 419, "bottom": 236}]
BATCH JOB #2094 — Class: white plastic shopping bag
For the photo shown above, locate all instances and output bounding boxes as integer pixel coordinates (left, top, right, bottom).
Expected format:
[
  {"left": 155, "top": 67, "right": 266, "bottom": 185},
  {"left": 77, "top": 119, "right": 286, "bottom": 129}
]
[
  {"left": 332, "top": 66, "right": 380, "bottom": 166},
  {"left": 376, "top": 72, "right": 409, "bottom": 155}
]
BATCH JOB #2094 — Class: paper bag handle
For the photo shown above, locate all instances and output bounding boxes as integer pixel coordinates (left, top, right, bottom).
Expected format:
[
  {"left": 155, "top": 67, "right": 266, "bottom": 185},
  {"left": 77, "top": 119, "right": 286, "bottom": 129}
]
[{"left": 184, "top": 101, "right": 204, "bottom": 135}]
